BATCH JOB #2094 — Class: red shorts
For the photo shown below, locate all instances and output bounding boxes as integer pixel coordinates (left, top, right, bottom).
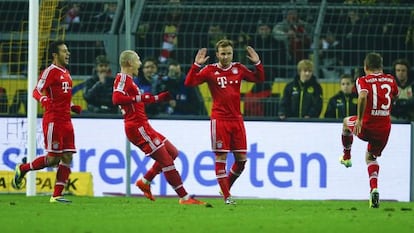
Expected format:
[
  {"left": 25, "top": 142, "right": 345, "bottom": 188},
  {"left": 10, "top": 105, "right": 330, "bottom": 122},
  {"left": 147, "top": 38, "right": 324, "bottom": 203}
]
[
  {"left": 125, "top": 121, "right": 166, "bottom": 156},
  {"left": 210, "top": 118, "right": 247, "bottom": 153},
  {"left": 345, "top": 116, "right": 391, "bottom": 157},
  {"left": 43, "top": 120, "right": 76, "bottom": 154}
]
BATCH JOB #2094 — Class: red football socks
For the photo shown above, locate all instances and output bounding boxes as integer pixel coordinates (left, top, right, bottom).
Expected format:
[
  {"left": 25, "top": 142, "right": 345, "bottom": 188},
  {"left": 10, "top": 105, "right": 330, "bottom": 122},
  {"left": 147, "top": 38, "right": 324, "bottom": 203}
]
[
  {"left": 215, "top": 160, "right": 230, "bottom": 199},
  {"left": 341, "top": 132, "right": 353, "bottom": 160},
  {"left": 20, "top": 155, "right": 48, "bottom": 174},
  {"left": 53, "top": 163, "right": 71, "bottom": 197},
  {"left": 162, "top": 167, "right": 188, "bottom": 198},
  {"left": 153, "top": 146, "right": 188, "bottom": 198},
  {"left": 144, "top": 161, "right": 163, "bottom": 182},
  {"left": 228, "top": 160, "right": 246, "bottom": 189},
  {"left": 367, "top": 161, "right": 379, "bottom": 192}
]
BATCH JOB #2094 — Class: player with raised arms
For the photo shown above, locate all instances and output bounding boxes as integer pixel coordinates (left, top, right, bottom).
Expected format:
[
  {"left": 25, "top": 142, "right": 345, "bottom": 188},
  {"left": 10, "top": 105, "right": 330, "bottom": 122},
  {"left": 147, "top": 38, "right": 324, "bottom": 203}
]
[{"left": 185, "top": 39, "right": 265, "bottom": 204}]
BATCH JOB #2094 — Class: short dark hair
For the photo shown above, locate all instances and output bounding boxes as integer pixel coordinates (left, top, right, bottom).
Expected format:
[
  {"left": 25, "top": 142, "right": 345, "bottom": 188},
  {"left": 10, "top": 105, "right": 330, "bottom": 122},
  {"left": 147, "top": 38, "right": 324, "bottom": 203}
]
[
  {"left": 142, "top": 57, "right": 158, "bottom": 67},
  {"left": 340, "top": 73, "right": 353, "bottom": 82},
  {"left": 168, "top": 59, "right": 180, "bottom": 67},
  {"left": 48, "top": 40, "right": 66, "bottom": 60},
  {"left": 364, "top": 52, "right": 383, "bottom": 70},
  {"left": 95, "top": 55, "right": 110, "bottom": 65},
  {"left": 393, "top": 58, "right": 410, "bottom": 70}
]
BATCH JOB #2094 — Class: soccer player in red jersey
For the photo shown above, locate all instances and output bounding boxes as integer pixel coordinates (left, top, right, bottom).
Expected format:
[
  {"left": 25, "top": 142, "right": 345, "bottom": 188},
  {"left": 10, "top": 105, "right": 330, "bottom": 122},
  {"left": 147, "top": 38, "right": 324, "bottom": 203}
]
[
  {"left": 12, "top": 40, "right": 82, "bottom": 203},
  {"left": 339, "top": 52, "right": 399, "bottom": 208},
  {"left": 185, "top": 39, "right": 265, "bottom": 204},
  {"left": 112, "top": 50, "right": 209, "bottom": 206}
]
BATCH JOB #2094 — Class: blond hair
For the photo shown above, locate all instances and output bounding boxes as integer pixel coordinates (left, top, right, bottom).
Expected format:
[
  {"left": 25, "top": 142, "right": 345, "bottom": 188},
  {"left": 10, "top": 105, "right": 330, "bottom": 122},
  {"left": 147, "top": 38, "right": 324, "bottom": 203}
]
[
  {"left": 215, "top": 39, "right": 234, "bottom": 52},
  {"left": 297, "top": 59, "right": 313, "bottom": 73},
  {"left": 119, "top": 50, "right": 136, "bottom": 67}
]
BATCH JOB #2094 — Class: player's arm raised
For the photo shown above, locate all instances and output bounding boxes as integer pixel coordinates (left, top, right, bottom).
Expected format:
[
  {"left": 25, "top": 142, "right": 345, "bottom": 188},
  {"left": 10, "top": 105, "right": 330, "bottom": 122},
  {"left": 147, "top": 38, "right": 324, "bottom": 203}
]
[
  {"left": 185, "top": 48, "right": 209, "bottom": 87},
  {"left": 246, "top": 46, "right": 260, "bottom": 64},
  {"left": 243, "top": 46, "right": 265, "bottom": 83}
]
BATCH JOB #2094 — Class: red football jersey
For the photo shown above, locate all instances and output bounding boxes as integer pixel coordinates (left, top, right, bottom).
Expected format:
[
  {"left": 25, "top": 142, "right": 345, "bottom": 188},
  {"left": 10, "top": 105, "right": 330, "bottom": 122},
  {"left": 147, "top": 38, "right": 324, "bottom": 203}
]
[
  {"left": 34, "top": 64, "right": 73, "bottom": 122},
  {"left": 113, "top": 72, "right": 148, "bottom": 123},
  {"left": 356, "top": 73, "right": 399, "bottom": 128},
  {"left": 185, "top": 62, "right": 265, "bottom": 120}
]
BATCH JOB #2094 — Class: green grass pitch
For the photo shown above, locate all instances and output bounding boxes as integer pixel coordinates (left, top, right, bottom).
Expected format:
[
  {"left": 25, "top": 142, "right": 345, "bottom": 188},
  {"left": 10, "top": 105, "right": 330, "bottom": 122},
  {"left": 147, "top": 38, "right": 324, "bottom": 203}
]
[{"left": 0, "top": 195, "right": 413, "bottom": 233}]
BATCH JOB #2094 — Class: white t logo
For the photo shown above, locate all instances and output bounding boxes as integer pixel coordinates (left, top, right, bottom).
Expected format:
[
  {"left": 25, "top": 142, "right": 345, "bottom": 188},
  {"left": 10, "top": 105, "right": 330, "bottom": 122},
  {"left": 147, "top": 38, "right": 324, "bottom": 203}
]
[
  {"left": 217, "top": 76, "right": 227, "bottom": 88},
  {"left": 62, "top": 81, "right": 71, "bottom": 93}
]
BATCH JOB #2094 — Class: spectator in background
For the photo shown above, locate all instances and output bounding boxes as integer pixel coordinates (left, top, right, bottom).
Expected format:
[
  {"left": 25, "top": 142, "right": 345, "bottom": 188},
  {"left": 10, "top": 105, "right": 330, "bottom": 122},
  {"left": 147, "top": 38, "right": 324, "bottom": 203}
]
[
  {"left": 83, "top": 55, "right": 118, "bottom": 114},
  {"left": 93, "top": 3, "right": 117, "bottom": 33},
  {"left": 158, "top": 0, "right": 182, "bottom": 63},
  {"left": 391, "top": 58, "right": 414, "bottom": 120},
  {"left": 63, "top": 3, "right": 81, "bottom": 32},
  {"left": 244, "top": 20, "right": 287, "bottom": 117},
  {"left": 405, "top": 9, "right": 414, "bottom": 63},
  {"left": 133, "top": 57, "right": 163, "bottom": 116},
  {"left": 318, "top": 29, "right": 342, "bottom": 79},
  {"left": 273, "top": 9, "right": 312, "bottom": 74},
  {"left": 324, "top": 74, "right": 358, "bottom": 119},
  {"left": 254, "top": 19, "right": 288, "bottom": 80},
  {"left": 206, "top": 24, "right": 228, "bottom": 59},
  {"left": 136, "top": 23, "right": 157, "bottom": 59},
  {"left": 234, "top": 32, "right": 251, "bottom": 65},
  {"left": 0, "top": 87, "right": 8, "bottom": 113},
  {"left": 278, "top": 59, "right": 323, "bottom": 119},
  {"left": 338, "top": 9, "right": 367, "bottom": 73},
  {"left": 8, "top": 89, "right": 28, "bottom": 114},
  {"left": 156, "top": 60, "right": 204, "bottom": 115}
]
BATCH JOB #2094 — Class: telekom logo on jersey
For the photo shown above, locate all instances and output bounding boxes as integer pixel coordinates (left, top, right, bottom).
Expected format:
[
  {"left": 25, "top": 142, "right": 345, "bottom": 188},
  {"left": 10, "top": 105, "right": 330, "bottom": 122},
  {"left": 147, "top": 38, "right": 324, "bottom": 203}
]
[
  {"left": 61, "top": 81, "right": 71, "bottom": 93},
  {"left": 217, "top": 76, "right": 240, "bottom": 88},
  {"left": 217, "top": 76, "right": 227, "bottom": 88}
]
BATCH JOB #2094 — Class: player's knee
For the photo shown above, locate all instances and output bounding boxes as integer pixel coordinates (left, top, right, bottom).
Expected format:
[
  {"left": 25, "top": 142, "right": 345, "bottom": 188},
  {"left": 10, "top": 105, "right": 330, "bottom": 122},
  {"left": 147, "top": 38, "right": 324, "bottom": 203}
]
[
  {"left": 365, "top": 152, "right": 377, "bottom": 164},
  {"left": 165, "top": 141, "right": 179, "bottom": 159},
  {"left": 46, "top": 155, "right": 60, "bottom": 167},
  {"left": 215, "top": 152, "right": 227, "bottom": 161},
  {"left": 61, "top": 153, "right": 73, "bottom": 164}
]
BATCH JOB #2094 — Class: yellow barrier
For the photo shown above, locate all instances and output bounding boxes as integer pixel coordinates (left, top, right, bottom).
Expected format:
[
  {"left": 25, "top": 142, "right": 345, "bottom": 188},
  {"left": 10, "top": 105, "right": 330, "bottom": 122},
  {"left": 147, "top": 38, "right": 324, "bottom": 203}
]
[{"left": 0, "top": 171, "right": 93, "bottom": 196}]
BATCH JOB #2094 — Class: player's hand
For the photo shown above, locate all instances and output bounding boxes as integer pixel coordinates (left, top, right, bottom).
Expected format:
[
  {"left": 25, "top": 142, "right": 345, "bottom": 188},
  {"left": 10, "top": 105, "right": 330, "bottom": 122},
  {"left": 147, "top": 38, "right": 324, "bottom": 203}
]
[
  {"left": 246, "top": 46, "right": 260, "bottom": 64},
  {"left": 40, "top": 96, "right": 51, "bottom": 110},
  {"left": 71, "top": 105, "right": 82, "bottom": 114},
  {"left": 194, "top": 48, "right": 209, "bottom": 65},
  {"left": 134, "top": 94, "right": 155, "bottom": 103},
  {"left": 156, "top": 91, "right": 172, "bottom": 102},
  {"left": 353, "top": 119, "right": 362, "bottom": 135}
]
